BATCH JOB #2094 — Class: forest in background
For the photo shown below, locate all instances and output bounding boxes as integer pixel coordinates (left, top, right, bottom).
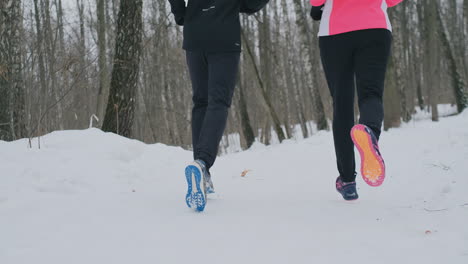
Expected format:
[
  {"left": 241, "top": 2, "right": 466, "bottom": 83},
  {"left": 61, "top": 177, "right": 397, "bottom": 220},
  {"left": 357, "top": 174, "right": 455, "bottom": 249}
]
[{"left": 0, "top": 0, "right": 467, "bottom": 153}]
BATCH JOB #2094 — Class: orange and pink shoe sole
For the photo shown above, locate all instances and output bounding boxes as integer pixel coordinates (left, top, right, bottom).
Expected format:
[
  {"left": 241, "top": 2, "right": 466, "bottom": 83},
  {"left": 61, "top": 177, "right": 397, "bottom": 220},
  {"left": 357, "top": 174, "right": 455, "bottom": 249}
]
[{"left": 351, "top": 124, "right": 386, "bottom": 187}]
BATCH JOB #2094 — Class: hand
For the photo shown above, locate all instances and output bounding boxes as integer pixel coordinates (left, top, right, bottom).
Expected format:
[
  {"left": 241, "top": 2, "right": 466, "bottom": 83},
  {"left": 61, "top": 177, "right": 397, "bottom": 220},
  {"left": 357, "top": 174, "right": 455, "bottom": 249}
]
[
  {"left": 174, "top": 15, "right": 184, "bottom": 26},
  {"left": 310, "top": 5, "right": 324, "bottom": 21}
]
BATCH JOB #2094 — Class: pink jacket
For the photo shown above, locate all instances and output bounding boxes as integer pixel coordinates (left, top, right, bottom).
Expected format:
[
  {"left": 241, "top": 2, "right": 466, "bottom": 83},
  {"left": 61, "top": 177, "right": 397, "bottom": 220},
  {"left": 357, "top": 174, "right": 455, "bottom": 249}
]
[{"left": 310, "top": 0, "right": 404, "bottom": 36}]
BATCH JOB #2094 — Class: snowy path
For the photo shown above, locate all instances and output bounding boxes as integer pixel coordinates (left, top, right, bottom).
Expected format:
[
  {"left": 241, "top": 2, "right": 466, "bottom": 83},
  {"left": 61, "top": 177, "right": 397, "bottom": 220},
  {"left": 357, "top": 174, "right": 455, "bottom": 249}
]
[{"left": 1, "top": 112, "right": 468, "bottom": 264}]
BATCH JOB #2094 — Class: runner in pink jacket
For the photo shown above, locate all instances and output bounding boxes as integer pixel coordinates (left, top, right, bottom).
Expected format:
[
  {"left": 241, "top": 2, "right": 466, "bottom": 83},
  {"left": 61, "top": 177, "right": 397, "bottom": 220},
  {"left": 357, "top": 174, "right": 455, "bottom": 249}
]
[{"left": 310, "top": 0, "right": 404, "bottom": 201}]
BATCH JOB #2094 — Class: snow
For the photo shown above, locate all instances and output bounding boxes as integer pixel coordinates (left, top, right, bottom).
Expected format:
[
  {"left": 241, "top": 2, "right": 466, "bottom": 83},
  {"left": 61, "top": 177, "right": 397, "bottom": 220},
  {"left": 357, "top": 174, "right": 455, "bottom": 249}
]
[
  {"left": 412, "top": 104, "right": 459, "bottom": 121},
  {"left": 1, "top": 112, "right": 468, "bottom": 264}
]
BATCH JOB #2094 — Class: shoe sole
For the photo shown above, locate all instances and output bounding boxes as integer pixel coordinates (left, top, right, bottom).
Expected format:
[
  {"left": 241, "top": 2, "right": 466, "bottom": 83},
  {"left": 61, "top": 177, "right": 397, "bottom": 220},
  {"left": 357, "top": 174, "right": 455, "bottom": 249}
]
[
  {"left": 185, "top": 163, "right": 206, "bottom": 212},
  {"left": 343, "top": 196, "right": 359, "bottom": 201},
  {"left": 336, "top": 189, "right": 359, "bottom": 201},
  {"left": 351, "top": 125, "right": 385, "bottom": 187}
]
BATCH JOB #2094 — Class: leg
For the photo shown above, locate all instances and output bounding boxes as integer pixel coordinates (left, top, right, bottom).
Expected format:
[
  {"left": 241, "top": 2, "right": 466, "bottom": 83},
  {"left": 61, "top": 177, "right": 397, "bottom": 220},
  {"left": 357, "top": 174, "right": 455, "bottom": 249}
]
[
  {"left": 351, "top": 29, "right": 391, "bottom": 187},
  {"left": 319, "top": 34, "right": 357, "bottom": 183},
  {"left": 186, "top": 51, "right": 209, "bottom": 159},
  {"left": 354, "top": 29, "right": 392, "bottom": 139},
  {"left": 195, "top": 52, "right": 240, "bottom": 169}
]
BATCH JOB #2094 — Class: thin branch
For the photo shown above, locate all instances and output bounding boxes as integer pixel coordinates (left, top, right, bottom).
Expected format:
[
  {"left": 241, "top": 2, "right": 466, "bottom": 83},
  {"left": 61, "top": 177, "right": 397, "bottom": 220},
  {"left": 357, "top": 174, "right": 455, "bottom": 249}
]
[{"left": 424, "top": 208, "right": 449, "bottom": 212}]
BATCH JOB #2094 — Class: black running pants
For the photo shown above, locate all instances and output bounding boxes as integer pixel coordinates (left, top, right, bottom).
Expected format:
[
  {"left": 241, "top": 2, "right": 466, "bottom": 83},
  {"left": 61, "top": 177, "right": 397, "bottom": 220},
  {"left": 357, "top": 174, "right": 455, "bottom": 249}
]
[
  {"left": 186, "top": 51, "right": 240, "bottom": 170},
  {"left": 319, "top": 29, "right": 392, "bottom": 182}
]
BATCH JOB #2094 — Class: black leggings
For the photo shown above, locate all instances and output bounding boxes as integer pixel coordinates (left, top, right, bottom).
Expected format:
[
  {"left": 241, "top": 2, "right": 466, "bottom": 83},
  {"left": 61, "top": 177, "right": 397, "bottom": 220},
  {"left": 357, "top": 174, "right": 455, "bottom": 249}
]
[
  {"left": 319, "top": 29, "right": 392, "bottom": 182},
  {"left": 186, "top": 51, "right": 240, "bottom": 170}
]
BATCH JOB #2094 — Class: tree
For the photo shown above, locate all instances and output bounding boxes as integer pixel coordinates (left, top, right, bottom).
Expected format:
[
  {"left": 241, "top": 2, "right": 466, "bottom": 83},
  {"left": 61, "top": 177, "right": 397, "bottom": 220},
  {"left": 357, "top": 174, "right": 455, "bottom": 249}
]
[
  {"left": 32, "top": 0, "right": 48, "bottom": 133},
  {"left": 0, "top": 0, "right": 26, "bottom": 141},
  {"left": 384, "top": 55, "right": 402, "bottom": 130},
  {"left": 237, "top": 66, "right": 255, "bottom": 149},
  {"left": 96, "top": 0, "right": 109, "bottom": 124},
  {"left": 465, "top": 0, "right": 468, "bottom": 69},
  {"left": 389, "top": 5, "right": 410, "bottom": 122},
  {"left": 437, "top": 2, "right": 467, "bottom": 113},
  {"left": 425, "top": 0, "right": 440, "bottom": 121},
  {"left": 43, "top": 0, "right": 64, "bottom": 130},
  {"left": 101, "top": 0, "right": 143, "bottom": 137}
]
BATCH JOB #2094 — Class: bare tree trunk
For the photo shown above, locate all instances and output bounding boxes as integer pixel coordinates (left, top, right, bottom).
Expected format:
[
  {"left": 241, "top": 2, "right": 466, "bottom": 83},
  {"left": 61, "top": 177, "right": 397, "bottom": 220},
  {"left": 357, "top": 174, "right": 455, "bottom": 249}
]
[
  {"left": 237, "top": 67, "right": 255, "bottom": 149},
  {"left": 32, "top": 0, "right": 48, "bottom": 135},
  {"left": 464, "top": 0, "right": 468, "bottom": 72},
  {"left": 96, "top": 0, "right": 109, "bottom": 124},
  {"left": 76, "top": 0, "right": 89, "bottom": 126},
  {"left": 56, "top": 0, "right": 70, "bottom": 123},
  {"left": 413, "top": 2, "right": 425, "bottom": 111},
  {"left": 426, "top": 0, "right": 439, "bottom": 121},
  {"left": 0, "top": 1, "right": 10, "bottom": 140},
  {"left": 43, "top": 0, "right": 63, "bottom": 130},
  {"left": 437, "top": 6, "right": 468, "bottom": 113},
  {"left": 465, "top": 0, "right": 468, "bottom": 36},
  {"left": 310, "top": 21, "right": 328, "bottom": 131},
  {"left": 389, "top": 6, "right": 410, "bottom": 122},
  {"left": 0, "top": 0, "right": 26, "bottom": 140},
  {"left": 384, "top": 55, "right": 402, "bottom": 130},
  {"left": 102, "top": 0, "right": 143, "bottom": 137}
]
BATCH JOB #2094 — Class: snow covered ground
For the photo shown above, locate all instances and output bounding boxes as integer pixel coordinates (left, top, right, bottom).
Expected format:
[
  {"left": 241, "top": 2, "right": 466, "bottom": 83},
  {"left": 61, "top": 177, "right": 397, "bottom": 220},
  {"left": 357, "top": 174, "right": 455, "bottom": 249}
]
[{"left": 1, "top": 111, "right": 468, "bottom": 264}]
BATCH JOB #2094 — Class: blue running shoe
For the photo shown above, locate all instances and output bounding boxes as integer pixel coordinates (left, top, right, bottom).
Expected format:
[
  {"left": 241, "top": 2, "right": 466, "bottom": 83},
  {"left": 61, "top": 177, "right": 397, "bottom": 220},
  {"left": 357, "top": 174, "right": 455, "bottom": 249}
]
[
  {"left": 185, "top": 160, "right": 208, "bottom": 211},
  {"left": 336, "top": 176, "right": 359, "bottom": 201}
]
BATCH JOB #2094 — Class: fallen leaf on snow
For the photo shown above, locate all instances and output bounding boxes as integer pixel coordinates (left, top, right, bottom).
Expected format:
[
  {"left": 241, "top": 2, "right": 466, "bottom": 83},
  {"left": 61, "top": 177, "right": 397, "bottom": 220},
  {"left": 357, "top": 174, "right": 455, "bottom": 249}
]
[{"left": 241, "top": 170, "right": 252, "bottom": 177}]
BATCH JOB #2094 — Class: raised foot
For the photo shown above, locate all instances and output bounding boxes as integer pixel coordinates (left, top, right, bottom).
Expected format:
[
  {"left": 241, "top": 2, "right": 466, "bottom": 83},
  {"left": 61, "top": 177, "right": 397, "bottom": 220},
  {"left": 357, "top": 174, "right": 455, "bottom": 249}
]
[
  {"left": 185, "top": 163, "right": 207, "bottom": 212},
  {"left": 351, "top": 124, "right": 386, "bottom": 187}
]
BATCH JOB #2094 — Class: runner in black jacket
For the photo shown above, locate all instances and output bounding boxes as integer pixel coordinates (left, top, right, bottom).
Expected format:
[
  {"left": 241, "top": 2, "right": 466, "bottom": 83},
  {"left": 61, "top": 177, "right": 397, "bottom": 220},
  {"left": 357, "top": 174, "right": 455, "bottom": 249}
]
[{"left": 168, "top": 0, "right": 268, "bottom": 212}]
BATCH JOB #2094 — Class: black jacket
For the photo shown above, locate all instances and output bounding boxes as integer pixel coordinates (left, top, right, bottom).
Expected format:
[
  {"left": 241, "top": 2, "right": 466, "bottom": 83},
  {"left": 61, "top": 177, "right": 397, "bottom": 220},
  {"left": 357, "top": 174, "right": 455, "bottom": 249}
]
[{"left": 168, "top": 0, "right": 269, "bottom": 52}]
